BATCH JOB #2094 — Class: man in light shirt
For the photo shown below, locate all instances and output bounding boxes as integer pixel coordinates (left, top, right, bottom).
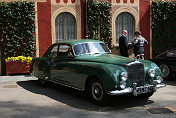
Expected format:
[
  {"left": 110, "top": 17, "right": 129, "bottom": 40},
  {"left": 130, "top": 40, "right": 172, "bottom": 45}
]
[{"left": 132, "top": 31, "right": 148, "bottom": 58}]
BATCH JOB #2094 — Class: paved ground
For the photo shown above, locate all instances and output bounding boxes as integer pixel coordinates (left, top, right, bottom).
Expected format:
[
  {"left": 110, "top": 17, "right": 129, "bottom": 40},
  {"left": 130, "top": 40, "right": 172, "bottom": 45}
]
[{"left": 0, "top": 76, "right": 176, "bottom": 118}]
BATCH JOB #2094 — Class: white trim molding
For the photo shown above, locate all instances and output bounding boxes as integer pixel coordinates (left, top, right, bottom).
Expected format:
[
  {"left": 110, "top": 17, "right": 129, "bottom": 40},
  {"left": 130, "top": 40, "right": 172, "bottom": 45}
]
[{"left": 34, "top": 2, "right": 39, "bottom": 57}]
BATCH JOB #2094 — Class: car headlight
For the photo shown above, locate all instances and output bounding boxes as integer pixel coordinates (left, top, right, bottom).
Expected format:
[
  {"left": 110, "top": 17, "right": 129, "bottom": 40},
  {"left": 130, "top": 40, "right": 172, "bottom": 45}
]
[
  {"left": 120, "top": 72, "right": 127, "bottom": 89},
  {"left": 120, "top": 81, "right": 126, "bottom": 89},
  {"left": 156, "top": 76, "right": 163, "bottom": 84},
  {"left": 120, "top": 72, "right": 128, "bottom": 81},
  {"left": 148, "top": 69, "right": 156, "bottom": 78}
]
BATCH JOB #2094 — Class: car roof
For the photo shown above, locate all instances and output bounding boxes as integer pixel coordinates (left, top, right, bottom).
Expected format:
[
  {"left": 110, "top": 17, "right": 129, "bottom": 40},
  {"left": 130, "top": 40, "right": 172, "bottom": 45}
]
[{"left": 55, "top": 39, "right": 104, "bottom": 46}]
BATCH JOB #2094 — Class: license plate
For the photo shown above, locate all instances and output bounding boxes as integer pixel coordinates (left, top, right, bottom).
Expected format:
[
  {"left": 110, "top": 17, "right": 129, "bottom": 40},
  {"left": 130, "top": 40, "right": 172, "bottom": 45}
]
[{"left": 136, "top": 86, "right": 153, "bottom": 94}]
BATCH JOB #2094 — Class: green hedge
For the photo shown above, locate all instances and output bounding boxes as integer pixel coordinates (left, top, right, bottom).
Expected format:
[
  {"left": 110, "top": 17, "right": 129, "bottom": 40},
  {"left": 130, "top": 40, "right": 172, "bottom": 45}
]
[
  {"left": 87, "top": 1, "right": 112, "bottom": 48},
  {"left": 0, "top": 1, "right": 36, "bottom": 59},
  {"left": 152, "top": 1, "right": 176, "bottom": 56}
]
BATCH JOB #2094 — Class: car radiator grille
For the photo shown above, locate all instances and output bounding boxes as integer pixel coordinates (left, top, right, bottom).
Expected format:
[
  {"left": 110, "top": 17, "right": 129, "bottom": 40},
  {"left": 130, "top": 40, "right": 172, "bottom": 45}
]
[{"left": 127, "top": 62, "right": 145, "bottom": 87}]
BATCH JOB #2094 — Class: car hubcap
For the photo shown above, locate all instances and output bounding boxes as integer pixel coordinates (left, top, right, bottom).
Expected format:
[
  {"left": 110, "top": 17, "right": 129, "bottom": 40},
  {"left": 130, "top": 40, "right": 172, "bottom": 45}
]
[
  {"left": 92, "top": 82, "right": 103, "bottom": 101},
  {"left": 160, "top": 64, "right": 169, "bottom": 77}
]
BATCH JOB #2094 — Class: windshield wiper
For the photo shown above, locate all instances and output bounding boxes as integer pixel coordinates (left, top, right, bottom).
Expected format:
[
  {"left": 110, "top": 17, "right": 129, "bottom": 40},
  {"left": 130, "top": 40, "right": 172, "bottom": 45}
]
[
  {"left": 84, "top": 52, "right": 111, "bottom": 55},
  {"left": 106, "top": 52, "right": 112, "bottom": 54},
  {"left": 84, "top": 53, "right": 101, "bottom": 55},
  {"left": 94, "top": 53, "right": 101, "bottom": 55}
]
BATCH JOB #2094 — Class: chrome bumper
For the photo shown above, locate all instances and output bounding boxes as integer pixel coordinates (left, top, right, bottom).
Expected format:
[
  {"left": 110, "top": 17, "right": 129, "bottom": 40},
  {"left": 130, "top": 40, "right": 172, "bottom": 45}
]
[{"left": 107, "top": 83, "right": 166, "bottom": 96}]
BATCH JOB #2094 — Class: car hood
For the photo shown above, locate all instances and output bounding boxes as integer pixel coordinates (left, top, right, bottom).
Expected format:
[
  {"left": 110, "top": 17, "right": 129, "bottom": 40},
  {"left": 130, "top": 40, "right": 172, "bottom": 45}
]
[{"left": 75, "top": 54, "right": 134, "bottom": 66}]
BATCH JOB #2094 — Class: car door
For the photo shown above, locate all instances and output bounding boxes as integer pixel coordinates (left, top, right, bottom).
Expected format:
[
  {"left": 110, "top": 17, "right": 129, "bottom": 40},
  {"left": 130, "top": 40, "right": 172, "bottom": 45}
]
[
  {"left": 50, "top": 44, "right": 87, "bottom": 90},
  {"left": 50, "top": 44, "right": 75, "bottom": 86}
]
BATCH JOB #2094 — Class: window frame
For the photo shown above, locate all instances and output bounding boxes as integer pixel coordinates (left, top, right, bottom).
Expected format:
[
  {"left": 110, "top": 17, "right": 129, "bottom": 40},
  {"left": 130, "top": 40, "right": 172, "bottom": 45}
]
[
  {"left": 116, "top": 12, "right": 135, "bottom": 43},
  {"left": 55, "top": 12, "right": 77, "bottom": 42}
]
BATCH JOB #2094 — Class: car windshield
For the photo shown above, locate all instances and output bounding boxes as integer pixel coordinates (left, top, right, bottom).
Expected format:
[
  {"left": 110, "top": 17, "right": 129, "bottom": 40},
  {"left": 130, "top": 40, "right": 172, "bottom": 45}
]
[
  {"left": 166, "top": 50, "right": 176, "bottom": 57},
  {"left": 73, "top": 42, "right": 111, "bottom": 56}
]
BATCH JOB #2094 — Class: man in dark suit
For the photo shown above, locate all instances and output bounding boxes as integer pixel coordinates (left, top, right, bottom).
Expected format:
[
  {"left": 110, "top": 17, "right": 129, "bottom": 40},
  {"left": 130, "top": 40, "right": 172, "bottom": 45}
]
[{"left": 119, "top": 30, "right": 129, "bottom": 57}]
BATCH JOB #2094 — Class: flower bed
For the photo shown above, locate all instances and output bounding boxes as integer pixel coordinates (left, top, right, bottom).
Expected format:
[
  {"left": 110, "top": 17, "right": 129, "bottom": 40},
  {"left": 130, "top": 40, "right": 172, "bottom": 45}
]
[
  {"left": 5, "top": 56, "right": 32, "bottom": 76},
  {"left": 5, "top": 56, "right": 32, "bottom": 64}
]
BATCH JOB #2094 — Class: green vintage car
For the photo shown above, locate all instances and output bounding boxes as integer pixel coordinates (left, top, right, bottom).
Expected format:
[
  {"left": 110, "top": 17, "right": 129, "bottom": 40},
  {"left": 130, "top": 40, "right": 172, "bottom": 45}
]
[{"left": 30, "top": 39, "right": 165, "bottom": 105}]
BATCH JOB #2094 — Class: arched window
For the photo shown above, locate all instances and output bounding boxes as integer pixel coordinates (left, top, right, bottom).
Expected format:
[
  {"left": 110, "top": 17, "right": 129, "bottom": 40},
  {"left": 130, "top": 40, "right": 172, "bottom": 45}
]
[
  {"left": 55, "top": 12, "right": 76, "bottom": 42},
  {"left": 116, "top": 12, "right": 135, "bottom": 43}
]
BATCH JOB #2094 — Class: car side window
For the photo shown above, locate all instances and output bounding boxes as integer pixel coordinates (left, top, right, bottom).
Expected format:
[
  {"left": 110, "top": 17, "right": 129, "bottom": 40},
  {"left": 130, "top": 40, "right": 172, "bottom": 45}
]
[
  {"left": 50, "top": 45, "right": 59, "bottom": 58},
  {"left": 166, "top": 50, "right": 176, "bottom": 57},
  {"left": 58, "top": 44, "right": 73, "bottom": 57}
]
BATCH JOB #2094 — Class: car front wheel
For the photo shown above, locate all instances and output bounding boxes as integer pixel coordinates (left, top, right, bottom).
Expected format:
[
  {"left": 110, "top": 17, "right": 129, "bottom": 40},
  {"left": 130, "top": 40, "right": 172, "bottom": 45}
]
[
  {"left": 89, "top": 79, "right": 107, "bottom": 105},
  {"left": 159, "top": 63, "right": 172, "bottom": 79}
]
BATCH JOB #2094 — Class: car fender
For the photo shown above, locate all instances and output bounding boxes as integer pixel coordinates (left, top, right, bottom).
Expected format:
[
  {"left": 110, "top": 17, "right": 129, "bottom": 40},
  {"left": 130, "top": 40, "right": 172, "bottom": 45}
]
[
  {"left": 31, "top": 57, "right": 47, "bottom": 79},
  {"left": 81, "top": 62, "right": 126, "bottom": 92}
]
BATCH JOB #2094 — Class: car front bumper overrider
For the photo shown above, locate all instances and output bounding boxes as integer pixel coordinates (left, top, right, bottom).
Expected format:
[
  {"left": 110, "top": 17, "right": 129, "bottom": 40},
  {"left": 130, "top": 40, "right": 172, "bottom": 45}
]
[{"left": 107, "top": 83, "right": 166, "bottom": 96}]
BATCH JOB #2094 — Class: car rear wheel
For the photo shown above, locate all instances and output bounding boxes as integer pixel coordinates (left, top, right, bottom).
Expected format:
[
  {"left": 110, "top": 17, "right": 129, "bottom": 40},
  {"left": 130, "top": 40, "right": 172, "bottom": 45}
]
[
  {"left": 38, "top": 76, "right": 48, "bottom": 87},
  {"left": 89, "top": 79, "right": 108, "bottom": 105},
  {"left": 159, "top": 63, "right": 172, "bottom": 79}
]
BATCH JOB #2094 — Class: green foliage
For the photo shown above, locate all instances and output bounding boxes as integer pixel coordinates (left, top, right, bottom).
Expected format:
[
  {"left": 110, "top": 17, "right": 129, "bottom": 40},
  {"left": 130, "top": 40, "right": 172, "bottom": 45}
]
[
  {"left": 87, "top": 1, "right": 112, "bottom": 48},
  {"left": 152, "top": 1, "right": 176, "bottom": 56},
  {"left": 0, "top": 1, "right": 36, "bottom": 59}
]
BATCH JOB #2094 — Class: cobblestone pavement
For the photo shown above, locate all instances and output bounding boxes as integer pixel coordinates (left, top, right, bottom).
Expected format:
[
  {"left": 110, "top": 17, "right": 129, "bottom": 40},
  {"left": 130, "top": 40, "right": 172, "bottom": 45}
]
[{"left": 0, "top": 76, "right": 176, "bottom": 118}]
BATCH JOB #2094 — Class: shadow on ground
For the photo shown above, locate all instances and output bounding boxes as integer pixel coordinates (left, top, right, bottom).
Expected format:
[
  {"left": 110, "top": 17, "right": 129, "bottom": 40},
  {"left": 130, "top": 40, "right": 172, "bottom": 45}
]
[
  {"left": 163, "top": 79, "right": 176, "bottom": 86},
  {"left": 17, "top": 80, "right": 154, "bottom": 112}
]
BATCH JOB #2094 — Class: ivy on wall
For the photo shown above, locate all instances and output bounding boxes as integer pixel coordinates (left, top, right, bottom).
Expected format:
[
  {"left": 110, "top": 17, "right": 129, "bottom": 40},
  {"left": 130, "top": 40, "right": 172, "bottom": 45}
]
[
  {"left": 152, "top": 1, "right": 176, "bottom": 56},
  {"left": 87, "top": 0, "right": 112, "bottom": 48},
  {"left": 0, "top": 1, "right": 36, "bottom": 59}
]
